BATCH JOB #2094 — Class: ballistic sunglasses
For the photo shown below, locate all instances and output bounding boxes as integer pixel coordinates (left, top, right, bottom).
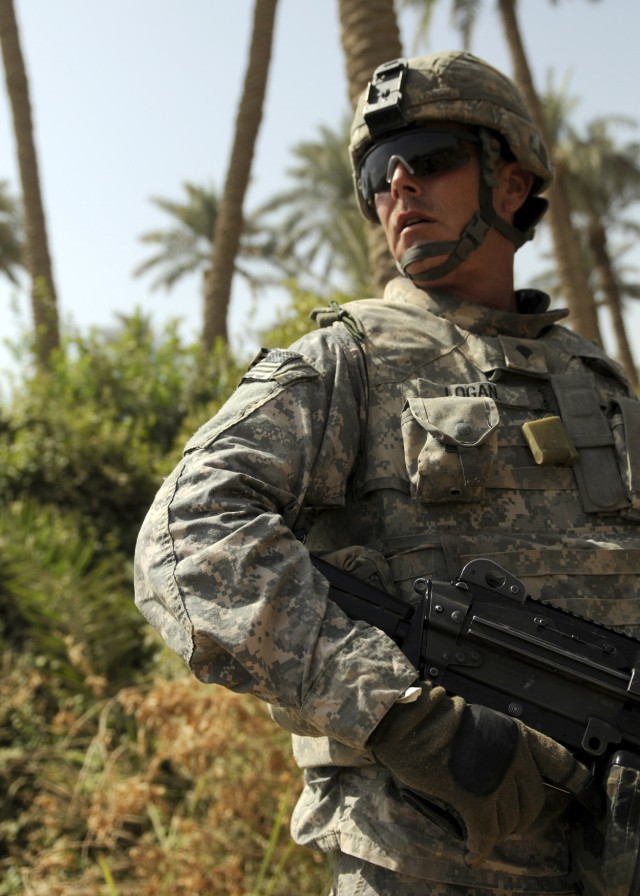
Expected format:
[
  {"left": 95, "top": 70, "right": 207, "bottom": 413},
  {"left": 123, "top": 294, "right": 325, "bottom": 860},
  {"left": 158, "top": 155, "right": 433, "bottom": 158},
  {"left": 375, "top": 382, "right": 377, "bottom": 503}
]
[{"left": 358, "top": 127, "right": 481, "bottom": 213}]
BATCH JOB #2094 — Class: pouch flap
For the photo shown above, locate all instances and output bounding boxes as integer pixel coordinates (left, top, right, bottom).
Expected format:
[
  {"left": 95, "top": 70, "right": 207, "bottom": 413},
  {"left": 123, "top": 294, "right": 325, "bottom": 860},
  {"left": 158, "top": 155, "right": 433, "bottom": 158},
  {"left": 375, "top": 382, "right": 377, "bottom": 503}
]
[{"left": 406, "top": 396, "right": 499, "bottom": 448}]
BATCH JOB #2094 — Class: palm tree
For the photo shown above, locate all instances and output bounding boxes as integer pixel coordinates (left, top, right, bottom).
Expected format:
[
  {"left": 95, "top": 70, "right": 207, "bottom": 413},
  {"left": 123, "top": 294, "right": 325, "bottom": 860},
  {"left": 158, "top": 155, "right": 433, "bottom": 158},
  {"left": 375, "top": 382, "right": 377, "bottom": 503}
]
[
  {"left": 135, "top": 183, "right": 219, "bottom": 293},
  {"left": 0, "top": 0, "right": 59, "bottom": 366},
  {"left": 531, "top": 79, "right": 640, "bottom": 385},
  {"left": 134, "top": 182, "right": 274, "bottom": 299},
  {"left": 399, "top": 0, "right": 603, "bottom": 343},
  {"left": 203, "top": 0, "right": 279, "bottom": 351},
  {"left": 555, "top": 115, "right": 640, "bottom": 385},
  {"left": 257, "top": 117, "right": 370, "bottom": 295},
  {"left": 587, "top": 224, "right": 640, "bottom": 386},
  {"left": 337, "top": 0, "right": 404, "bottom": 294},
  {"left": 496, "top": 0, "right": 601, "bottom": 342},
  {"left": 0, "top": 179, "right": 22, "bottom": 283}
]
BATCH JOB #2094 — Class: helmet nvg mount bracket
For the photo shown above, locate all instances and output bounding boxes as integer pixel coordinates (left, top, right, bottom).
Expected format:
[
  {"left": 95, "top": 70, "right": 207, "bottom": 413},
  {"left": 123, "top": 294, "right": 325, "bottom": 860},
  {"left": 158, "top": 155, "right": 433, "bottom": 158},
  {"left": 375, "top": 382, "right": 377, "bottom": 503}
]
[
  {"left": 350, "top": 51, "right": 553, "bottom": 283},
  {"left": 362, "top": 58, "right": 409, "bottom": 138}
]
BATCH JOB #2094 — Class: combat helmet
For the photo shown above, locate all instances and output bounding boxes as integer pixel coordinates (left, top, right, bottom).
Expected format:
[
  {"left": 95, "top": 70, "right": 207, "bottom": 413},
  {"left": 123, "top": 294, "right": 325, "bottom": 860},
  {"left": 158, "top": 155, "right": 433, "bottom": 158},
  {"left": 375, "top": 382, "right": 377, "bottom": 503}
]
[{"left": 350, "top": 51, "right": 553, "bottom": 282}]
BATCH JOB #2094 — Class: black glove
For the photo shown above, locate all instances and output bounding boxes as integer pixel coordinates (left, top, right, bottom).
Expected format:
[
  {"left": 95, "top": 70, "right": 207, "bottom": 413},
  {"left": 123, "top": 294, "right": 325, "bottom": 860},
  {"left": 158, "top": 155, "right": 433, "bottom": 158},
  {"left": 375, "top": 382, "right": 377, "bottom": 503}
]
[{"left": 368, "top": 685, "right": 593, "bottom": 866}]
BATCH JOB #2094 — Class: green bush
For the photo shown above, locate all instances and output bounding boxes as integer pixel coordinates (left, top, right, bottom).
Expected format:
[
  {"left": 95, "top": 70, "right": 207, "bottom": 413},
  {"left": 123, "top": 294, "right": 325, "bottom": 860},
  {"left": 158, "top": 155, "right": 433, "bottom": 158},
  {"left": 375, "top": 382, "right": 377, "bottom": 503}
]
[
  {"left": 0, "top": 313, "right": 243, "bottom": 554},
  {"left": 0, "top": 290, "right": 335, "bottom": 894},
  {"left": 7, "top": 500, "right": 151, "bottom": 679}
]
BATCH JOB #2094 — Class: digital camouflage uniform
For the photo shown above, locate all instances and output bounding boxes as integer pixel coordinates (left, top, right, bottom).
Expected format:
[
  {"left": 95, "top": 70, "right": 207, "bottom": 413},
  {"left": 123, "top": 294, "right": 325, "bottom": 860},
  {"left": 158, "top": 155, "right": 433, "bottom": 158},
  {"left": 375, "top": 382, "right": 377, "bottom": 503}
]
[{"left": 134, "top": 276, "right": 640, "bottom": 893}]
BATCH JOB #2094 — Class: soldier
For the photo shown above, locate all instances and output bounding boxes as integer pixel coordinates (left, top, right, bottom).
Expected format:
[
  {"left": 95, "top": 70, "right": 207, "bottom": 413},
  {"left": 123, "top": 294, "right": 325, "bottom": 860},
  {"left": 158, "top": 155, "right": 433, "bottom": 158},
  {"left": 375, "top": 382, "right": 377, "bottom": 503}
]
[{"left": 134, "top": 52, "right": 640, "bottom": 894}]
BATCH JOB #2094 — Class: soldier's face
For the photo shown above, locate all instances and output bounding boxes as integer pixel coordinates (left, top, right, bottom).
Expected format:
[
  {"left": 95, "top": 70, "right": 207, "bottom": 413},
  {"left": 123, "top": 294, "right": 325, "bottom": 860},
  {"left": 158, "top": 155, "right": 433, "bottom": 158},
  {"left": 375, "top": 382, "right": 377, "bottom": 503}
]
[{"left": 373, "top": 134, "right": 484, "bottom": 283}]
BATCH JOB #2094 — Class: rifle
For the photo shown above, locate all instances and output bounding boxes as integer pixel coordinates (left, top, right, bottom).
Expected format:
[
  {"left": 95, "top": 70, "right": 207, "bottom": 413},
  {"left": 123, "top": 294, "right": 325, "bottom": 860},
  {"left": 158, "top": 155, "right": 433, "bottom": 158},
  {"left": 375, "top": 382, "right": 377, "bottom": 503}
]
[
  {"left": 311, "top": 554, "right": 640, "bottom": 895},
  {"left": 311, "top": 554, "right": 640, "bottom": 760}
]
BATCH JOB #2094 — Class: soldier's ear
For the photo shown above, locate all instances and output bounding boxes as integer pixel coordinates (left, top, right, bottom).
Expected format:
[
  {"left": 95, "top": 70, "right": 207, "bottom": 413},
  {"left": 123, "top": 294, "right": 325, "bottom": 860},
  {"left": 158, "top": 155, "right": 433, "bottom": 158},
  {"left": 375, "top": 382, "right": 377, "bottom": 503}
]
[{"left": 495, "top": 161, "right": 534, "bottom": 216}]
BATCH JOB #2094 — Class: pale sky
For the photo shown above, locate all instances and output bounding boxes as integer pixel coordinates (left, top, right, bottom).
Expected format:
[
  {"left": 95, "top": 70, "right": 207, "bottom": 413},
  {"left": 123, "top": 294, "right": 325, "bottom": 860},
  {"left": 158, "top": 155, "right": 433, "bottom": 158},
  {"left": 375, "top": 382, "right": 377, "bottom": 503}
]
[{"left": 1, "top": 0, "right": 639, "bottom": 381}]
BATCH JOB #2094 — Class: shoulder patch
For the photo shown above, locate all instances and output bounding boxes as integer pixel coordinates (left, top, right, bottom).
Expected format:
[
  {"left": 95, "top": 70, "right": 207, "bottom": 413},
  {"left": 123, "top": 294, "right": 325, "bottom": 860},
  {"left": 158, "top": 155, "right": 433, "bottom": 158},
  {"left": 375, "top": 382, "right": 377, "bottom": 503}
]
[{"left": 242, "top": 348, "right": 319, "bottom": 384}]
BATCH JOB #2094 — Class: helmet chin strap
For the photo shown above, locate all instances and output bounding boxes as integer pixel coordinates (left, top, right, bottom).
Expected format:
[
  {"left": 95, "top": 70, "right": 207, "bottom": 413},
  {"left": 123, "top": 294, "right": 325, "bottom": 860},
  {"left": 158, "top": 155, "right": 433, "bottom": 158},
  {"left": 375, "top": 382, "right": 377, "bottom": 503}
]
[
  {"left": 397, "top": 176, "right": 529, "bottom": 283},
  {"left": 397, "top": 213, "right": 491, "bottom": 281}
]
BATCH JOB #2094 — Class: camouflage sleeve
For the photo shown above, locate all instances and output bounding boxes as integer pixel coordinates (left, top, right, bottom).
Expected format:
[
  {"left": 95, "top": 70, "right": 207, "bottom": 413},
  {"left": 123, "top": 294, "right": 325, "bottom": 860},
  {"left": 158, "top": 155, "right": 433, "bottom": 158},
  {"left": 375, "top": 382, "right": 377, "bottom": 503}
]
[{"left": 134, "top": 326, "right": 417, "bottom": 750}]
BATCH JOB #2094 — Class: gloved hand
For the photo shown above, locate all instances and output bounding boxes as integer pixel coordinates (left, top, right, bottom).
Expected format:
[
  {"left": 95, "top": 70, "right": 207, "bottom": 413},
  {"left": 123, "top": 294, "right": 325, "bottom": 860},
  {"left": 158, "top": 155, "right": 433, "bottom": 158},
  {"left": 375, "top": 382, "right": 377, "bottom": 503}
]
[{"left": 368, "top": 685, "right": 594, "bottom": 866}]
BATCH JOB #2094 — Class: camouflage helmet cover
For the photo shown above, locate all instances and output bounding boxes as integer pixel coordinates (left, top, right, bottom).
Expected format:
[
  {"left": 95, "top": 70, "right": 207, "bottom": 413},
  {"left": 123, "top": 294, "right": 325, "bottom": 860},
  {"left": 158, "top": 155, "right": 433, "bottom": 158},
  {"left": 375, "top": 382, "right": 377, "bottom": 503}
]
[{"left": 350, "top": 50, "right": 554, "bottom": 222}]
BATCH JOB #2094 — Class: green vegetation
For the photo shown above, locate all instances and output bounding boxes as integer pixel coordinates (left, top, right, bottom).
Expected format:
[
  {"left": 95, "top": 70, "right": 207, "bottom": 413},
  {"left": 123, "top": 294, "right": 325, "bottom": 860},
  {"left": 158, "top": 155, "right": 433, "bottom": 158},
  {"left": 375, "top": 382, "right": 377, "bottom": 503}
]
[{"left": 0, "top": 296, "right": 331, "bottom": 894}]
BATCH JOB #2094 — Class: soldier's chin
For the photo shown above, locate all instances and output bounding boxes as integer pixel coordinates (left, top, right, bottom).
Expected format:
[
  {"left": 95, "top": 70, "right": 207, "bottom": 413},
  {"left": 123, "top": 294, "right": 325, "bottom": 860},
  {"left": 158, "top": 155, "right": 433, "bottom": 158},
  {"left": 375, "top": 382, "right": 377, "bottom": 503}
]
[{"left": 403, "top": 253, "right": 450, "bottom": 283}]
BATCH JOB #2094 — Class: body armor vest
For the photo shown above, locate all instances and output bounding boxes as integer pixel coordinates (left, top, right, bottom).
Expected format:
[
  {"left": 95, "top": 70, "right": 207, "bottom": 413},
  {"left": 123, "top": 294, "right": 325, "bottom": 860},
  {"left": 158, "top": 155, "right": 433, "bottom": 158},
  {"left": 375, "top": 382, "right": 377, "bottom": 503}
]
[
  {"left": 307, "top": 284, "right": 640, "bottom": 631},
  {"left": 295, "top": 282, "right": 640, "bottom": 773},
  {"left": 291, "top": 280, "right": 640, "bottom": 887}
]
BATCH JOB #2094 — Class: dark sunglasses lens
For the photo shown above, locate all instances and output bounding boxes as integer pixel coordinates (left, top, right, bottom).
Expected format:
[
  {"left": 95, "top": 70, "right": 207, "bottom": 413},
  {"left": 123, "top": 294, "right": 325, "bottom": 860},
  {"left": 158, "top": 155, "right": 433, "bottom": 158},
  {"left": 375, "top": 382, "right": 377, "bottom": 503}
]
[
  {"left": 359, "top": 131, "right": 474, "bottom": 205},
  {"left": 411, "top": 143, "right": 471, "bottom": 176}
]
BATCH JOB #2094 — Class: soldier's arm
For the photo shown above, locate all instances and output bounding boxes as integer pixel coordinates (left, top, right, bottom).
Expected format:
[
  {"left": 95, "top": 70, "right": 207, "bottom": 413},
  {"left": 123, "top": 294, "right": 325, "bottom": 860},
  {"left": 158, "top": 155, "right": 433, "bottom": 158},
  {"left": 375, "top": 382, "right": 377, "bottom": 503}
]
[{"left": 133, "top": 326, "right": 417, "bottom": 749}]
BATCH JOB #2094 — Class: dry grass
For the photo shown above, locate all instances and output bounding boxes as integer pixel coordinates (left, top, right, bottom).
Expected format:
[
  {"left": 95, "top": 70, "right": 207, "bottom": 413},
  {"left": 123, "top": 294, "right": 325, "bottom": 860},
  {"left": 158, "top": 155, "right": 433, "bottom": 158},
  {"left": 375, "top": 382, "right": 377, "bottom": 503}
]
[{"left": 2, "top": 673, "right": 330, "bottom": 896}]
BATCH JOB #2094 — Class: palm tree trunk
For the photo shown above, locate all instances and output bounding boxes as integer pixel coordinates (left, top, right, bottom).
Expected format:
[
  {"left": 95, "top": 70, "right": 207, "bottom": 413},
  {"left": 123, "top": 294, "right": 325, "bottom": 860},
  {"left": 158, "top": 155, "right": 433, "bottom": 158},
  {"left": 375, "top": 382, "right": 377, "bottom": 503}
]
[
  {"left": 337, "top": 0, "right": 403, "bottom": 295},
  {"left": 0, "top": 0, "right": 59, "bottom": 367},
  {"left": 588, "top": 222, "right": 638, "bottom": 387},
  {"left": 202, "top": 0, "right": 278, "bottom": 351},
  {"left": 497, "top": 0, "right": 601, "bottom": 344}
]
